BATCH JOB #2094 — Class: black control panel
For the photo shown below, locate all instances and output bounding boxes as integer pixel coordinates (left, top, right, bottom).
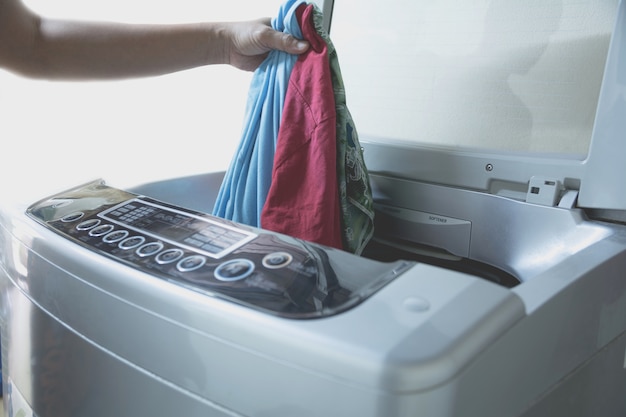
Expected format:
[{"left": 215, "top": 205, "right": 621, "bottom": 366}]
[{"left": 27, "top": 180, "right": 412, "bottom": 319}]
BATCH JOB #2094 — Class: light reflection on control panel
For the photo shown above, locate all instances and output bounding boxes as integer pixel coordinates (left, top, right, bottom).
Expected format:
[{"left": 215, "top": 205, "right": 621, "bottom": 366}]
[{"left": 27, "top": 180, "right": 412, "bottom": 319}]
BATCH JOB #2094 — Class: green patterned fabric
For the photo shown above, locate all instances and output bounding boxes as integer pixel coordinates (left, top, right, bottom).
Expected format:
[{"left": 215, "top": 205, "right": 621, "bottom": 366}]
[{"left": 312, "top": 7, "right": 375, "bottom": 254}]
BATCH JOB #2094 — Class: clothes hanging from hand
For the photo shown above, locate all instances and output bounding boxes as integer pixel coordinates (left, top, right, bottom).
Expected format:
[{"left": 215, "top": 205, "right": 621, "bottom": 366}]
[
  {"left": 260, "top": 3, "right": 343, "bottom": 250},
  {"left": 261, "top": 4, "right": 375, "bottom": 253},
  {"left": 310, "top": 7, "right": 375, "bottom": 254},
  {"left": 212, "top": 0, "right": 306, "bottom": 227}
]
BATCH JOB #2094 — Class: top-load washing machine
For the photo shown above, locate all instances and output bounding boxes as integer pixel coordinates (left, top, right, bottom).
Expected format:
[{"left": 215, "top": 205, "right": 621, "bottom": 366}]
[{"left": 1, "top": 0, "right": 626, "bottom": 416}]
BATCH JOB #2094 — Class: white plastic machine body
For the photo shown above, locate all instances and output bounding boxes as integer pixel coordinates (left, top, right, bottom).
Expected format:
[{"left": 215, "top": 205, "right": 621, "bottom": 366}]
[{"left": 2, "top": 1, "right": 626, "bottom": 417}]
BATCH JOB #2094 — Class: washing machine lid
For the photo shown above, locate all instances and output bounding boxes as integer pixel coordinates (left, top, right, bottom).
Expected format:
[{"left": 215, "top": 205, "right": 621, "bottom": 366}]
[{"left": 328, "top": 0, "right": 626, "bottom": 215}]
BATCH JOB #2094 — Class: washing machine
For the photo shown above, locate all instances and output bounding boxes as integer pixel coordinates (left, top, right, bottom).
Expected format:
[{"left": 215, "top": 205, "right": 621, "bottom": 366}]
[{"left": 2, "top": 0, "right": 626, "bottom": 416}]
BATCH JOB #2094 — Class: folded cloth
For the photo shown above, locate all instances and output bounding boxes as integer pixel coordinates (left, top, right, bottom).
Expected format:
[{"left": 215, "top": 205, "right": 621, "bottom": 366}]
[
  {"left": 212, "top": 0, "right": 306, "bottom": 227},
  {"left": 260, "top": 3, "right": 343, "bottom": 249}
]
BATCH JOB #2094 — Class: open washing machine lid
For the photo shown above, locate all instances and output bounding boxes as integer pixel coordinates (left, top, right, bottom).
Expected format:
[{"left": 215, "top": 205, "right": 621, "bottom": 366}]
[{"left": 328, "top": 0, "right": 626, "bottom": 218}]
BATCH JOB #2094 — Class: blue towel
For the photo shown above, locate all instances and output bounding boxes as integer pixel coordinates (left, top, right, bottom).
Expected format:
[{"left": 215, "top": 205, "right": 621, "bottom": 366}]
[{"left": 213, "top": 0, "right": 305, "bottom": 226}]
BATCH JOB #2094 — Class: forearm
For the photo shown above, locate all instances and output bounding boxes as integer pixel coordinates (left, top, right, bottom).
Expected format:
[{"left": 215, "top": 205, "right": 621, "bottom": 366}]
[
  {"left": 26, "top": 19, "right": 227, "bottom": 80},
  {"left": 0, "top": 0, "right": 307, "bottom": 80}
]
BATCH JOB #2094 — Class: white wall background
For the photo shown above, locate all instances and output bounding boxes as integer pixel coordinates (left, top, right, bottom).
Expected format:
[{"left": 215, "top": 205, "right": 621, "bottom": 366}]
[
  {"left": 0, "top": 0, "right": 290, "bottom": 201},
  {"left": 1, "top": 0, "right": 616, "bottom": 203}
]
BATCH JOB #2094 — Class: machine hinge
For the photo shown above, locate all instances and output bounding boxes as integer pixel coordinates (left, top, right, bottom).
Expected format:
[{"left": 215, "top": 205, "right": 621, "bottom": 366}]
[{"left": 525, "top": 176, "right": 578, "bottom": 208}]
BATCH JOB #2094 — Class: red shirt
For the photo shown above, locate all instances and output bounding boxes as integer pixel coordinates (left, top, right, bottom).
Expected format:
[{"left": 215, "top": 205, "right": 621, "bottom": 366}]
[{"left": 261, "top": 4, "right": 343, "bottom": 249}]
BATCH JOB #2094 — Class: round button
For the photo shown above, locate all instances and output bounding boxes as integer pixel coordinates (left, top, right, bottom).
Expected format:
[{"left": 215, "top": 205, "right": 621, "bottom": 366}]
[
  {"left": 156, "top": 249, "right": 184, "bottom": 265},
  {"left": 76, "top": 218, "right": 101, "bottom": 231},
  {"left": 89, "top": 224, "right": 115, "bottom": 237},
  {"left": 61, "top": 212, "right": 84, "bottom": 222},
  {"left": 103, "top": 230, "right": 129, "bottom": 243},
  {"left": 262, "top": 252, "right": 293, "bottom": 269},
  {"left": 136, "top": 242, "right": 164, "bottom": 257},
  {"left": 118, "top": 236, "right": 146, "bottom": 250},
  {"left": 214, "top": 259, "right": 255, "bottom": 282},
  {"left": 177, "top": 255, "right": 207, "bottom": 272}
]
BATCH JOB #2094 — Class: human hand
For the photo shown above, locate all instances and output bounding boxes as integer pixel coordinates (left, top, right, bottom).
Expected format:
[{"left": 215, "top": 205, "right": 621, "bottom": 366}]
[{"left": 223, "top": 18, "right": 309, "bottom": 71}]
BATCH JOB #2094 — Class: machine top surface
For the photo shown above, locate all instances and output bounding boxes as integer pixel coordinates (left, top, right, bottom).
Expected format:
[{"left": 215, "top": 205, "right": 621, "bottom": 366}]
[{"left": 25, "top": 180, "right": 412, "bottom": 319}]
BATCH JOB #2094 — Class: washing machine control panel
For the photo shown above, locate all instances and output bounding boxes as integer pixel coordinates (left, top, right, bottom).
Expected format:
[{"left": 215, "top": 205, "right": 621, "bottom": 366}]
[
  {"left": 99, "top": 198, "right": 257, "bottom": 261},
  {"left": 27, "top": 180, "right": 411, "bottom": 319}
]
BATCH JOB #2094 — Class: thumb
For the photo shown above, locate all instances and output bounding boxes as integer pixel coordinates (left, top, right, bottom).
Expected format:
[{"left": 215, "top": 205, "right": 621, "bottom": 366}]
[{"left": 268, "top": 30, "right": 309, "bottom": 55}]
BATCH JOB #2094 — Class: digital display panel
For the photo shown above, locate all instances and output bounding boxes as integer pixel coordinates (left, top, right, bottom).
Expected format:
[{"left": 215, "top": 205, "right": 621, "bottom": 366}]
[{"left": 100, "top": 198, "right": 257, "bottom": 258}]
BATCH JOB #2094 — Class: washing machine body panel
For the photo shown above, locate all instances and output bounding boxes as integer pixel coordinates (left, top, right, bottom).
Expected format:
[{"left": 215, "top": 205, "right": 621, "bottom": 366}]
[{"left": 0, "top": 180, "right": 534, "bottom": 417}]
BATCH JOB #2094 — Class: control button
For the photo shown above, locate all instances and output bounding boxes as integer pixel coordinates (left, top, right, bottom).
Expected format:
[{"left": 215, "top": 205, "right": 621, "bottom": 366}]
[
  {"left": 201, "top": 243, "right": 224, "bottom": 254},
  {"left": 156, "top": 248, "right": 184, "bottom": 265},
  {"left": 118, "top": 236, "right": 146, "bottom": 250},
  {"left": 262, "top": 252, "right": 293, "bottom": 269},
  {"left": 103, "top": 230, "right": 129, "bottom": 243},
  {"left": 76, "top": 218, "right": 101, "bottom": 231},
  {"left": 136, "top": 242, "right": 164, "bottom": 258},
  {"left": 214, "top": 259, "right": 255, "bottom": 282},
  {"left": 89, "top": 224, "right": 115, "bottom": 237},
  {"left": 183, "top": 237, "right": 204, "bottom": 248},
  {"left": 177, "top": 255, "right": 207, "bottom": 272},
  {"left": 61, "top": 212, "right": 84, "bottom": 222}
]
